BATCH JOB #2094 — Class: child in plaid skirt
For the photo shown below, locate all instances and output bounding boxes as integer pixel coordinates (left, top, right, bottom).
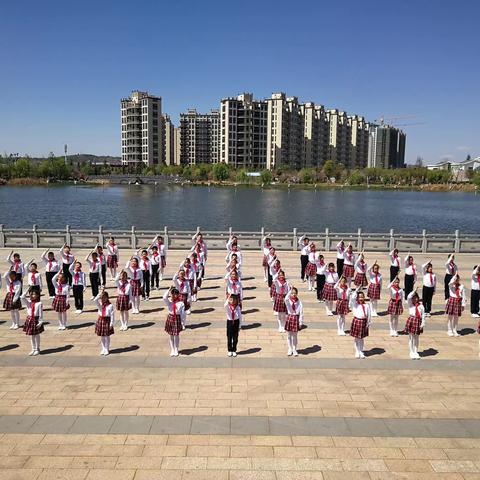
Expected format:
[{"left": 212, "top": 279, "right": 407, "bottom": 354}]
[
  {"left": 334, "top": 276, "right": 351, "bottom": 335},
  {"left": 305, "top": 244, "right": 318, "bottom": 291},
  {"left": 323, "top": 265, "right": 339, "bottom": 316},
  {"left": 387, "top": 278, "right": 404, "bottom": 337},
  {"left": 93, "top": 292, "right": 115, "bottom": 356},
  {"left": 405, "top": 290, "right": 425, "bottom": 359},
  {"left": 20, "top": 290, "right": 43, "bottom": 355},
  {"left": 446, "top": 275, "right": 466, "bottom": 337},
  {"left": 284, "top": 288, "right": 304, "bottom": 356},
  {"left": 52, "top": 271, "right": 70, "bottom": 330},
  {"left": 342, "top": 244, "right": 356, "bottom": 284},
  {"left": 124, "top": 257, "right": 143, "bottom": 314},
  {"left": 3, "top": 270, "right": 22, "bottom": 329},
  {"left": 163, "top": 287, "right": 186, "bottom": 357},
  {"left": 272, "top": 271, "right": 290, "bottom": 333},
  {"left": 367, "top": 263, "right": 382, "bottom": 317},
  {"left": 115, "top": 271, "right": 131, "bottom": 331},
  {"left": 354, "top": 253, "right": 368, "bottom": 288},
  {"left": 349, "top": 290, "right": 372, "bottom": 359},
  {"left": 106, "top": 237, "right": 119, "bottom": 281}
]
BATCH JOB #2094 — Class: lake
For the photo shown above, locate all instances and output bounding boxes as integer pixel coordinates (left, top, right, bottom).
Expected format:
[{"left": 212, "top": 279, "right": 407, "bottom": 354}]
[{"left": 0, "top": 184, "right": 478, "bottom": 233}]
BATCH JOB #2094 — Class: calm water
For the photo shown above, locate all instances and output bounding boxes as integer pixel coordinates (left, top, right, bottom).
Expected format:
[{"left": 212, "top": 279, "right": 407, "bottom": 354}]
[{"left": 0, "top": 184, "right": 478, "bottom": 233}]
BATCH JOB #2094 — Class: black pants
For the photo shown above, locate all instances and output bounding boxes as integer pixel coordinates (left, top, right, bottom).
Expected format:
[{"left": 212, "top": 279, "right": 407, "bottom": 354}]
[
  {"left": 267, "top": 271, "right": 273, "bottom": 288},
  {"left": 336, "top": 259, "right": 344, "bottom": 277},
  {"left": 471, "top": 290, "right": 480, "bottom": 315},
  {"left": 89, "top": 273, "right": 101, "bottom": 297},
  {"left": 316, "top": 274, "right": 325, "bottom": 300},
  {"left": 422, "top": 285, "right": 434, "bottom": 314},
  {"left": 444, "top": 274, "right": 453, "bottom": 300},
  {"left": 101, "top": 265, "right": 106, "bottom": 286},
  {"left": 227, "top": 319, "right": 240, "bottom": 352},
  {"left": 196, "top": 272, "right": 203, "bottom": 288},
  {"left": 300, "top": 255, "right": 309, "bottom": 280},
  {"left": 142, "top": 271, "right": 150, "bottom": 298},
  {"left": 151, "top": 264, "right": 160, "bottom": 288},
  {"left": 63, "top": 263, "right": 72, "bottom": 286},
  {"left": 72, "top": 285, "right": 84, "bottom": 310},
  {"left": 404, "top": 274, "right": 415, "bottom": 298},
  {"left": 45, "top": 271, "right": 56, "bottom": 297},
  {"left": 390, "top": 266, "right": 400, "bottom": 282}
]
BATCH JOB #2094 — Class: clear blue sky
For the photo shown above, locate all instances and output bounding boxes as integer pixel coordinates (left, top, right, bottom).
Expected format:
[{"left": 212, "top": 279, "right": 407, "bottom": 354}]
[{"left": 1, "top": 0, "right": 478, "bottom": 164}]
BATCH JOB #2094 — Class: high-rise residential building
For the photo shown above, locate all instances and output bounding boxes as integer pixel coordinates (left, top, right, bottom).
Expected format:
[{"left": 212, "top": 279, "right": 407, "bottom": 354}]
[
  {"left": 220, "top": 93, "right": 268, "bottom": 169},
  {"left": 326, "top": 109, "right": 351, "bottom": 167},
  {"left": 163, "top": 114, "right": 175, "bottom": 166},
  {"left": 348, "top": 115, "right": 370, "bottom": 169},
  {"left": 121, "top": 90, "right": 163, "bottom": 166},
  {"left": 368, "top": 125, "right": 406, "bottom": 169},
  {"left": 174, "top": 127, "right": 181, "bottom": 166},
  {"left": 179, "top": 109, "right": 220, "bottom": 165},
  {"left": 301, "top": 103, "right": 329, "bottom": 168}
]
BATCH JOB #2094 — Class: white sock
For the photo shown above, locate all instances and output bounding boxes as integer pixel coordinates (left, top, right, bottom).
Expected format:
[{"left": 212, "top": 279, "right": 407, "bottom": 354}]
[
  {"left": 30, "top": 337, "right": 36, "bottom": 351},
  {"left": 453, "top": 316, "right": 459, "bottom": 333},
  {"left": 287, "top": 333, "right": 293, "bottom": 352},
  {"left": 337, "top": 315, "right": 345, "bottom": 333},
  {"left": 326, "top": 301, "right": 333, "bottom": 314},
  {"left": 101, "top": 336, "right": 107, "bottom": 353},
  {"left": 278, "top": 313, "right": 286, "bottom": 330},
  {"left": 371, "top": 300, "right": 377, "bottom": 314},
  {"left": 359, "top": 338, "right": 364, "bottom": 353},
  {"left": 58, "top": 313, "right": 63, "bottom": 327},
  {"left": 168, "top": 335, "right": 175, "bottom": 354},
  {"left": 408, "top": 334, "right": 414, "bottom": 356},
  {"left": 10, "top": 311, "right": 17, "bottom": 327},
  {"left": 62, "top": 312, "right": 67, "bottom": 327},
  {"left": 174, "top": 336, "right": 180, "bottom": 353},
  {"left": 414, "top": 335, "right": 419, "bottom": 355},
  {"left": 292, "top": 333, "right": 298, "bottom": 350},
  {"left": 447, "top": 316, "right": 454, "bottom": 334},
  {"left": 354, "top": 338, "right": 361, "bottom": 356}
]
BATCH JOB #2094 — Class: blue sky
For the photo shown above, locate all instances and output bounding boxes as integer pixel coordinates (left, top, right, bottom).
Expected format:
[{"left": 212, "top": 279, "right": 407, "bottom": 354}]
[{"left": 0, "top": 0, "right": 478, "bottom": 164}]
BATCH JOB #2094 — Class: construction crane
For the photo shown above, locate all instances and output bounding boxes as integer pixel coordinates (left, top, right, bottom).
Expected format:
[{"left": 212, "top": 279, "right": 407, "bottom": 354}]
[{"left": 374, "top": 115, "right": 425, "bottom": 128}]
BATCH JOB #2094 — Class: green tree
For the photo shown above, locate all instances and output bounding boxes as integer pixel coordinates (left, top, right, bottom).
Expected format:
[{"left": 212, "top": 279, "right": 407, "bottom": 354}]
[
  {"left": 471, "top": 172, "right": 480, "bottom": 187},
  {"left": 323, "top": 160, "right": 335, "bottom": 178},
  {"left": 299, "top": 168, "right": 315, "bottom": 184},
  {"left": 260, "top": 169, "right": 273, "bottom": 184},
  {"left": 212, "top": 162, "right": 229, "bottom": 181},
  {"left": 12, "top": 158, "right": 31, "bottom": 178}
]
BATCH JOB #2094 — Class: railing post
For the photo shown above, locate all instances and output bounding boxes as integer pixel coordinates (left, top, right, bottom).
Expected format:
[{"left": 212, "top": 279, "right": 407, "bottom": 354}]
[
  {"left": 66, "top": 225, "right": 72, "bottom": 246},
  {"left": 98, "top": 225, "right": 104, "bottom": 247},
  {"left": 164, "top": 226, "right": 169, "bottom": 249},
  {"left": 454, "top": 229, "right": 460, "bottom": 253},
  {"left": 293, "top": 228, "right": 298, "bottom": 252},
  {"left": 421, "top": 229, "right": 427, "bottom": 253},
  {"left": 357, "top": 228, "right": 363, "bottom": 251},
  {"left": 389, "top": 229, "right": 395, "bottom": 251},
  {"left": 0, "top": 224, "right": 4, "bottom": 248},
  {"left": 131, "top": 226, "right": 136, "bottom": 250},
  {"left": 325, "top": 227, "right": 330, "bottom": 251},
  {"left": 32, "top": 224, "right": 38, "bottom": 249},
  {"left": 228, "top": 226, "right": 233, "bottom": 236},
  {"left": 260, "top": 227, "right": 265, "bottom": 248}
]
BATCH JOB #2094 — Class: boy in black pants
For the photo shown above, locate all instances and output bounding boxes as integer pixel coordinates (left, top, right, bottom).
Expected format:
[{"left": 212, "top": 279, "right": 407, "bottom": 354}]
[{"left": 225, "top": 294, "right": 242, "bottom": 357}]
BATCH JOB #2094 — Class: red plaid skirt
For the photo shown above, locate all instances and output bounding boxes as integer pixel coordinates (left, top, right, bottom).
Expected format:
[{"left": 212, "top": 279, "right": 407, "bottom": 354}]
[
  {"left": 336, "top": 298, "right": 349, "bottom": 315},
  {"left": 354, "top": 272, "right": 368, "bottom": 287},
  {"left": 262, "top": 255, "right": 268, "bottom": 268},
  {"left": 180, "top": 293, "right": 190, "bottom": 311},
  {"left": 23, "top": 316, "right": 44, "bottom": 335},
  {"left": 116, "top": 294, "right": 131, "bottom": 311},
  {"left": 189, "top": 279, "right": 197, "bottom": 295},
  {"left": 269, "top": 283, "right": 275, "bottom": 298},
  {"left": 106, "top": 255, "right": 118, "bottom": 268},
  {"left": 387, "top": 298, "right": 403, "bottom": 315},
  {"left": 95, "top": 316, "right": 114, "bottom": 336},
  {"left": 445, "top": 297, "right": 462, "bottom": 316},
  {"left": 343, "top": 264, "right": 355, "bottom": 279},
  {"left": 165, "top": 313, "right": 182, "bottom": 336},
  {"left": 322, "top": 283, "right": 337, "bottom": 301},
  {"left": 3, "top": 292, "right": 21, "bottom": 311},
  {"left": 273, "top": 293, "right": 287, "bottom": 313},
  {"left": 52, "top": 295, "right": 70, "bottom": 312},
  {"left": 285, "top": 314, "right": 300, "bottom": 332},
  {"left": 305, "top": 262, "right": 316, "bottom": 277},
  {"left": 350, "top": 317, "right": 369, "bottom": 338},
  {"left": 130, "top": 279, "right": 142, "bottom": 297},
  {"left": 405, "top": 315, "right": 422, "bottom": 335},
  {"left": 367, "top": 283, "right": 381, "bottom": 300},
  {"left": 161, "top": 257, "right": 166, "bottom": 268}
]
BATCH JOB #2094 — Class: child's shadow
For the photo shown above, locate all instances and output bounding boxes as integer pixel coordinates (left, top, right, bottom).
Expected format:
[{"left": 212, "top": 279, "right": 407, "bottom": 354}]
[
  {"left": 0, "top": 344, "right": 19, "bottom": 352},
  {"left": 419, "top": 348, "right": 439, "bottom": 357},
  {"left": 110, "top": 345, "right": 140, "bottom": 354},
  {"left": 364, "top": 347, "right": 386, "bottom": 357},
  {"left": 41, "top": 345, "right": 74, "bottom": 355},
  {"left": 297, "top": 344, "right": 321, "bottom": 355},
  {"left": 179, "top": 345, "right": 208, "bottom": 355},
  {"left": 237, "top": 347, "right": 261, "bottom": 355}
]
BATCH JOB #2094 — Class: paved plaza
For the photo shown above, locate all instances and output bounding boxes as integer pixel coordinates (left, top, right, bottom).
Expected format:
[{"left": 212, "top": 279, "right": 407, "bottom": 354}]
[{"left": 0, "top": 248, "right": 479, "bottom": 479}]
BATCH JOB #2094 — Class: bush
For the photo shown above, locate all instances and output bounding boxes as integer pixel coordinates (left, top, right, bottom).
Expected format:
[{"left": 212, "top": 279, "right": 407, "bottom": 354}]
[
  {"left": 299, "top": 168, "right": 315, "bottom": 184},
  {"left": 260, "top": 169, "right": 273, "bottom": 184},
  {"left": 472, "top": 172, "right": 480, "bottom": 187},
  {"left": 212, "top": 162, "right": 229, "bottom": 181},
  {"left": 348, "top": 170, "right": 366, "bottom": 185}
]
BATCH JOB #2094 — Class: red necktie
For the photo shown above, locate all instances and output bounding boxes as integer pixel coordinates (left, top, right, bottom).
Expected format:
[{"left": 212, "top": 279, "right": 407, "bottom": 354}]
[
  {"left": 411, "top": 264, "right": 416, "bottom": 276},
  {"left": 99, "top": 255, "right": 102, "bottom": 266},
  {"left": 172, "top": 299, "right": 177, "bottom": 317},
  {"left": 229, "top": 305, "right": 235, "bottom": 321},
  {"left": 279, "top": 281, "right": 285, "bottom": 295},
  {"left": 232, "top": 282, "right": 237, "bottom": 293},
  {"left": 31, "top": 301, "right": 36, "bottom": 319},
  {"left": 456, "top": 287, "right": 460, "bottom": 298},
  {"left": 375, "top": 274, "right": 379, "bottom": 285},
  {"left": 143, "top": 260, "right": 148, "bottom": 271},
  {"left": 415, "top": 304, "right": 420, "bottom": 318},
  {"left": 342, "top": 287, "right": 346, "bottom": 300},
  {"left": 121, "top": 282, "right": 126, "bottom": 294},
  {"left": 14, "top": 262, "right": 19, "bottom": 273},
  {"left": 361, "top": 262, "right": 365, "bottom": 272},
  {"left": 180, "top": 281, "right": 184, "bottom": 291},
  {"left": 31, "top": 273, "right": 35, "bottom": 284},
  {"left": 101, "top": 304, "right": 106, "bottom": 318},
  {"left": 48, "top": 260, "right": 52, "bottom": 271},
  {"left": 291, "top": 298, "right": 297, "bottom": 313},
  {"left": 9, "top": 282, "right": 14, "bottom": 294},
  {"left": 57, "top": 284, "right": 62, "bottom": 295},
  {"left": 430, "top": 273, "right": 433, "bottom": 286},
  {"left": 74, "top": 272, "right": 79, "bottom": 285},
  {"left": 393, "top": 286, "right": 399, "bottom": 302},
  {"left": 477, "top": 274, "right": 480, "bottom": 285},
  {"left": 132, "top": 267, "right": 137, "bottom": 279},
  {"left": 361, "top": 304, "right": 367, "bottom": 318}
]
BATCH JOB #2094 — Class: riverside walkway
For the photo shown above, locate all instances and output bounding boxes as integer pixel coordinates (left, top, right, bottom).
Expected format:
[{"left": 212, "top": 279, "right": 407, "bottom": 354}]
[{"left": 0, "top": 248, "right": 480, "bottom": 480}]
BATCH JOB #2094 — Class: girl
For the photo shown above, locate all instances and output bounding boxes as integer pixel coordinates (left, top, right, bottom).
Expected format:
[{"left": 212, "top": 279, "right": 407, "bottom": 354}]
[
  {"left": 444, "top": 254, "right": 458, "bottom": 300},
  {"left": 96, "top": 245, "right": 107, "bottom": 287},
  {"left": 85, "top": 250, "right": 102, "bottom": 299},
  {"left": 284, "top": 287, "right": 304, "bottom": 356},
  {"left": 367, "top": 262, "right": 382, "bottom": 317},
  {"left": 272, "top": 270, "right": 290, "bottom": 332},
  {"left": 314, "top": 253, "right": 327, "bottom": 302},
  {"left": 154, "top": 235, "right": 167, "bottom": 281},
  {"left": 173, "top": 269, "right": 192, "bottom": 316},
  {"left": 265, "top": 248, "right": 277, "bottom": 287},
  {"left": 421, "top": 260, "right": 436, "bottom": 317},
  {"left": 136, "top": 249, "right": 152, "bottom": 301},
  {"left": 180, "top": 257, "right": 197, "bottom": 303},
  {"left": 471, "top": 266, "right": 480, "bottom": 318},
  {"left": 225, "top": 294, "right": 242, "bottom": 357},
  {"left": 106, "top": 237, "right": 119, "bottom": 280},
  {"left": 190, "top": 252, "right": 203, "bottom": 294},
  {"left": 163, "top": 287, "right": 186, "bottom": 357},
  {"left": 342, "top": 244, "right": 356, "bottom": 284},
  {"left": 336, "top": 240, "right": 345, "bottom": 276},
  {"left": 389, "top": 248, "right": 401, "bottom": 282},
  {"left": 192, "top": 232, "right": 207, "bottom": 278},
  {"left": 41, "top": 249, "right": 60, "bottom": 299},
  {"left": 6, "top": 251, "right": 25, "bottom": 284},
  {"left": 404, "top": 253, "right": 417, "bottom": 298},
  {"left": 298, "top": 234, "right": 311, "bottom": 282},
  {"left": 226, "top": 234, "right": 241, "bottom": 253},
  {"left": 334, "top": 276, "right": 351, "bottom": 335},
  {"left": 405, "top": 290, "right": 425, "bottom": 360},
  {"left": 93, "top": 292, "right": 115, "bottom": 356},
  {"left": 226, "top": 257, "right": 242, "bottom": 280},
  {"left": 225, "top": 270, "right": 243, "bottom": 308},
  {"left": 115, "top": 271, "right": 131, "bottom": 331},
  {"left": 192, "top": 245, "right": 205, "bottom": 290},
  {"left": 59, "top": 243, "right": 74, "bottom": 286},
  {"left": 3, "top": 270, "right": 22, "bottom": 329},
  {"left": 125, "top": 257, "right": 143, "bottom": 314},
  {"left": 354, "top": 253, "right": 368, "bottom": 288},
  {"left": 349, "top": 290, "right": 372, "bottom": 359},
  {"left": 304, "top": 243, "right": 318, "bottom": 291},
  {"left": 148, "top": 245, "right": 161, "bottom": 290},
  {"left": 21, "top": 290, "right": 44, "bottom": 356},
  {"left": 386, "top": 277, "right": 404, "bottom": 337},
  {"left": 446, "top": 274, "right": 466, "bottom": 337},
  {"left": 51, "top": 271, "right": 70, "bottom": 330},
  {"left": 322, "top": 263, "right": 339, "bottom": 316},
  {"left": 261, "top": 236, "right": 272, "bottom": 282},
  {"left": 25, "top": 261, "right": 42, "bottom": 296},
  {"left": 268, "top": 258, "right": 282, "bottom": 300},
  {"left": 69, "top": 261, "right": 87, "bottom": 314}
]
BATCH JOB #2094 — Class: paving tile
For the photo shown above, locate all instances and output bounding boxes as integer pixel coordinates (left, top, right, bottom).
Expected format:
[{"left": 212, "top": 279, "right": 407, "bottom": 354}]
[
  {"left": 29, "top": 416, "right": 76, "bottom": 434},
  {"left": 0, "top": 415, "right": 39, "bottom": 433},
  {"left": 190, "top": 416, "right": 230, "bottom": 435},
  {"left": 69, "top": 416, "right": 115, "bottom": 434},
  {"left": 109, "top": 416, "right": 154, "bottom": 434},
  {"left": 231, "top": 416, "right": 269, "bottom": 435},
  {"left": 150, "top": 416, "right": 192, "bottom": 435}
]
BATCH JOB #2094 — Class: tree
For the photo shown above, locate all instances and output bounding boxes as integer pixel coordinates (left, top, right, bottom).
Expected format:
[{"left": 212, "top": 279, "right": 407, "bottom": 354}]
[
  {"left": 323, "top": 160, "right": 335, "bottom": 178},
  {"left": 212, "top": 162, "right": 229, "bottom": 181},
  {"left": 260, "top": 169, "right": 273, "bottom": 184}
]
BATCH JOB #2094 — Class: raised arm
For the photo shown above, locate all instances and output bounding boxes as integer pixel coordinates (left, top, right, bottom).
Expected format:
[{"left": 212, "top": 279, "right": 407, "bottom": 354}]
[
  {"left": 445, "top": 254, "right": 454, "bottom": 267},
  {"left": 20, "top": 291, "right": 30, "bottom": 309},
  {"left": 52, "top": 271, "right": 60, "bottom": 284},
  {"left": 406, "top": 290, "right": 415, "bottom": 308},
  {"left": 162, "top": 289, "right": 172, "bottom": 307},
  {"left": 6, "top": 251, "right": 13, "bottom": 265},
  {"left": 93, "top": 293, "right": 102, "bottom": 308},
  {"left": 297, "top": 234, "right": 305, "bottom": 246}
]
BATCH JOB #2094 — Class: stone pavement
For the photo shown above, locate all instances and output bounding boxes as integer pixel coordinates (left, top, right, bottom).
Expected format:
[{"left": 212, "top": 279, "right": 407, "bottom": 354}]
[{"left": 0, "top": 248, "right": 479, "bottom": 479}]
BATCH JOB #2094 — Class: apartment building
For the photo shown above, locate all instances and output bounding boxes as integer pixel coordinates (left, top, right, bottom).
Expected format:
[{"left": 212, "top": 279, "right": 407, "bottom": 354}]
[
  {"left": 348, "top": 115, "right": 370, "bottom": 169},
  {"left": 368, "top": 125, "right": 406, "bottom": 169},
  {"left": 163, "top": 114, "right": 176, "bottom": 166},
  {"left": 301, "top": 103, "right": 329, "bottom": 168}
]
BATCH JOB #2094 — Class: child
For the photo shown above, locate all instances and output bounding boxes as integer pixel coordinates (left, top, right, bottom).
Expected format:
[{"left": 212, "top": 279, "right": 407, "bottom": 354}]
[
  {"left": 69, "top": 261, "right": 87, "bottom": 314},
  {"left": 93, "top": 292, "right": 115, "bottom": 355},
  {"left": 21, "top": 290, "right": 44, "bottom": 355},
  {"left": 404, "top": 253, "right": 417, "bottom": 298},
  {"left": 405, "top": 290, "right": 425, "bottom": 360},
  {"left": 148, "top": 244, "right": 161, "bottom": 290},
  {"left": 471, "top": 266, "right": 480, "bottom": 318},
  {"left": 225, "top": 294, "right": 242, "bottom": 357},
  {"left": 267, "top": 256, "right": 281, "bottom": 291},
  {"left": 154, "top": 235, "right": 167, "bottom": 281},
  {"left": 51, "top": 271, "right": 70, "bottom": 330},
  {"left": 367, "top": 262, "right": 382, "bottom": 317},
  {"left": 173, "top": 269, "right": 192, "bottom": 316},
  {"left": 180, "top": 258, "right": 197, "bottom": 303},
  {"left": 421, "top": 260, "right": 436, "bottom": 317},
  {"left": 444, "top": 254, "right": 458, "bottom": 300},
  {"left": 322, "top": 263, "right": 339, "bottom": 316},
  {"left": 354, "top": 253, "right": 368, "bottom": 288},
  {"left": 225, "top": 270, "right": 243, "bottom": 308},
  {"left": 304, "top": 243, "right": 318, "bottom": 291},
  {"left": 265, "top": 248, "right": 277, "bottom": 286},
  {"left": 59, "top": 243, "right": 74, "bottom": 286},
  {"left": 349, "top": 290, "right": 372, "bottom": 359},
  {"left": 446, "top": 274, "right": 466, "bottom": 337},
  {"left": 334, "top": 276, "right": 351, "bottom": 335},
  {"left": 261, "top": 236, "right": 272, "bottom": 282},
  {"left": 226, "top": 237, "right": 243, "bottom": 266},
  {"left": 115, "top": 271, "right": 131, "bottom": 330},
  {"left": 272, "top": 270, "right": 290, "bottom": 332},
  {"left": 336, "top": 240, "right": 345, "bottom": 276},
  {"left": 136, "top": 249, "right": 152, "bottom": 301},
  {"left": 387, "top": 277, "right": 404, "bottom": 337},
  {"left": 342, "top": 244, "right": 356, "bottom": 284},
  {"left": 389, "top": 248, "right": 401, "bottom": 282},
  {"left": 190, "top": 252, "right": 203, "bottom": 294},
  {"left": 125, "top": 257, "right": 143, "bottom": 314},
  {"left": 85, "top": 250, "right": 102, "bottom": 299},
  {"left": 192, "top": 246, "right": 205, "bottom": 290},
  {"left": 298, "top": 234, "right": 311, "bottom": 281},
  {"left": 163, "top": 287, "right": 186, "bottom": 356},
  {"left": 192, "top": 232, "right": 207, "bottom": 278},
  {"left": 25, "top": 261, "right": 42, "bottom": 296},
  {"left": 3, "top": 270, "right": 22, "bottom": 329},
  {"left": 6, "top": 251, "right": 25, "bottom": 284},
  {"left": 284, "top": 287, "right": 304, "bottom": 356},
  {"left": 106, "top": 237, "right": 119, "bottom": 280},
  {"left": 41, "top": 249, "right": 60, "bottom": 299},
  {"left": 96, "top": 245, "right": 107, "bottom": 287},
  {"left": 314, "top": 253, "right": 327, "bottom": 302}
]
